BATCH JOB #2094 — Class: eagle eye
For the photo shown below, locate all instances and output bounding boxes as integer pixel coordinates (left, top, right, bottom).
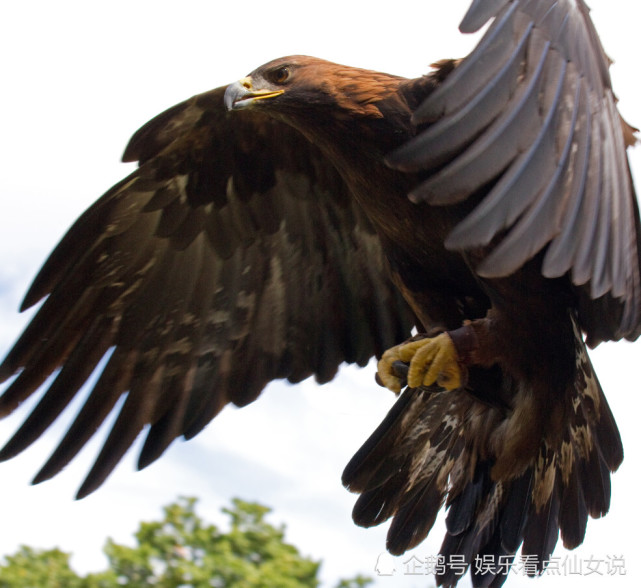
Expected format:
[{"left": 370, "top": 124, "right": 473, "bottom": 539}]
[{"left": 269, "top": 66, "right": 290, "bottom": 85}]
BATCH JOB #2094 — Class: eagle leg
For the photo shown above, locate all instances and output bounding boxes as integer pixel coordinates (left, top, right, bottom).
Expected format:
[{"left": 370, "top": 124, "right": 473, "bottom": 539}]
[{"left": 377, "top": 332, "right": 466, "bottom": 393}]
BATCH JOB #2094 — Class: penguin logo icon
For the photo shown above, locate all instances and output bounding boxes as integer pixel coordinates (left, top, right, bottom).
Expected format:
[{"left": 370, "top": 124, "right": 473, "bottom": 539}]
[{"left": 375, "top": 552, "right": 397, "bottom": 576}]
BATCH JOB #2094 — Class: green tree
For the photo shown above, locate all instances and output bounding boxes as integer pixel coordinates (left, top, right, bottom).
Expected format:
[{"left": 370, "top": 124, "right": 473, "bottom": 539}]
[
  {"left": 0, "top": 546, "right": 85, "bottom": 588},
  {"left": 0, "top": 497, "right": 372, "bottom": 588}
]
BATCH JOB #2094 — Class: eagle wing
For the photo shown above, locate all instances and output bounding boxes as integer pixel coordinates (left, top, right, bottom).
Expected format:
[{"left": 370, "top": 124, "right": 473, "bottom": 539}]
[
  {"left": 388, "top": 0, "right": 641, "bottom": 344},
  {"left": 0, "top": 87, "right": 414, "bottom": 498}
]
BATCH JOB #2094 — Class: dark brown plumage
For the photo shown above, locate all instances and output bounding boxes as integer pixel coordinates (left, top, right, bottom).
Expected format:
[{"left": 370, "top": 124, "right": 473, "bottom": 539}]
[{"left": 0, "top": 1, "right": 637, "bottom": 586}]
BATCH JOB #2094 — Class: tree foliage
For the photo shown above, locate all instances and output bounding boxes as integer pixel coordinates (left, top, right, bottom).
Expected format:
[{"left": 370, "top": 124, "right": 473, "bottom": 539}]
[
  {"left": 0, "top": 497, "right": 371, "bottom": 588},
  {"left": 0, "top": 546, "right": 86, "bottom": 588}
]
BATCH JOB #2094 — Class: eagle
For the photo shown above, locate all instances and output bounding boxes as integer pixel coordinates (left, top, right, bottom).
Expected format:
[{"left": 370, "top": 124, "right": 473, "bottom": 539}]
[{"left": 0, "top": 1, "right": 638, "bottom": 586}]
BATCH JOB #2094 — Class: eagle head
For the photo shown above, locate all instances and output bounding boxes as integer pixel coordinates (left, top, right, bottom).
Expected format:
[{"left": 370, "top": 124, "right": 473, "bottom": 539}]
[
  {"left": 224, "top": 56, "right": 325, "bottom": 112},
  {"left": 224, "top": 56, "right": 406, "bottom": 121}
]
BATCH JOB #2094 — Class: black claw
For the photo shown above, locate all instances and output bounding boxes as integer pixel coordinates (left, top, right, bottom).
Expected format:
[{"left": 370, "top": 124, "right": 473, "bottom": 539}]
[{"left": 375, "top": 360, "right": 410, "bottom": 389}]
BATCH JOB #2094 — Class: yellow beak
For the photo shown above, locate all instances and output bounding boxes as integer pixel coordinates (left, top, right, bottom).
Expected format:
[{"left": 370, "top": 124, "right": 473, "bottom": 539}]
[{"left": 224, "top": 77, "right": 284, "bottom": 110}]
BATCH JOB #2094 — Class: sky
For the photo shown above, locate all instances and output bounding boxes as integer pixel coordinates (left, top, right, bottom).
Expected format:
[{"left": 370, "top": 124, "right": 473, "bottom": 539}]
[{"left": 1, "top": 1, "right": 640, "bottom": 587}]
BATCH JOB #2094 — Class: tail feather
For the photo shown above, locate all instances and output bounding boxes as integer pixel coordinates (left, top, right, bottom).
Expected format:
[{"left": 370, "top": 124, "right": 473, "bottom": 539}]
[
  {"left": 352, "top": 474, "right": 406, "bottom": 528},
  {"left": 387, "top": 479, "right": 443, "bottom": 554},
  {"left": 558, "top": 466, "right": 588, "bottom": 549},
  {"left": 342, "top": 326, "right": 622, "bottom": 587},
  {"left": 521, "top": 479, "right": 560, "bottom": 575},
  {"left": 579, "top": 447, "right": 611, "bottom": 518},
  {"left": 439, "top": 468, "right": 532, "bottom": 587},
  {"left": 591, "top": 381, "right": 624, "bottom": 469},
  {"left": 498, "top": 469, "right": 532, "bottom": 553},
  {"left": 468, "top": 526, "right": 514, "bottom": 588},
  {"left": 342, "top": 385, "right": 422, "bottom": 492},
  {"left": 445, "top": 459, "right": 492, "bottom": 536}
]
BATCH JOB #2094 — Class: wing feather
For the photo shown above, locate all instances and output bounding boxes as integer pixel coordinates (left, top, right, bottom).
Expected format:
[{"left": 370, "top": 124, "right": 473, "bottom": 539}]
[
  {"left": 390, "top": 0, "right": 641, "bottom": 343},
  {"left": 0, "top": 87, "right": 415, "bottom": 495}
]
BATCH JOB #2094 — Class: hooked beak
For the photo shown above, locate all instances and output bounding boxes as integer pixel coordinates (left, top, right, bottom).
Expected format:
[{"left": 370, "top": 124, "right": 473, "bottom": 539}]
[{"left": 224, "top": 77, "right": 285, "bottom": 111}]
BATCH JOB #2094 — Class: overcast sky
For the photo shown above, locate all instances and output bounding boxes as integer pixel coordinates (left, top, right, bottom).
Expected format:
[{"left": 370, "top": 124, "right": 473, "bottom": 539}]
[{"left": 1, "top": 2, "right": 640, "bottom": 587}]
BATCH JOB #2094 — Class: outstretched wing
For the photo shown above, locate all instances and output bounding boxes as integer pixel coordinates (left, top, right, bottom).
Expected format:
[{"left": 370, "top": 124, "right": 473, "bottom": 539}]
[
  {"left": 0, "top": 87, "right": 414, "bottom": 498},
  {"left": 388, "top": 0, "right": 641, "bottom": 344}
]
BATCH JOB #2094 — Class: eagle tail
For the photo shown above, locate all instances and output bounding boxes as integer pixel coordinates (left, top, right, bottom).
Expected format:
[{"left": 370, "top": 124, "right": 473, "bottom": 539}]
[{"left": 342, "top": 331, "right": 622, "bottom": 587}]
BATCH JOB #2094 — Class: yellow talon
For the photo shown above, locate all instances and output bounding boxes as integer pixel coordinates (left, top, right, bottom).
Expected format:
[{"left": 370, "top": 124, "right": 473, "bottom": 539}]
[{"left": 377, "top": 333, "right": 462, "bottom": 393}]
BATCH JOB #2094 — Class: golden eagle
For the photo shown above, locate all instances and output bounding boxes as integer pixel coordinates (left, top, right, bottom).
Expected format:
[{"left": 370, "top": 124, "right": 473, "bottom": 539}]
[{"left": 0, "top": 1, "right": 638, "bottom": 586}]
